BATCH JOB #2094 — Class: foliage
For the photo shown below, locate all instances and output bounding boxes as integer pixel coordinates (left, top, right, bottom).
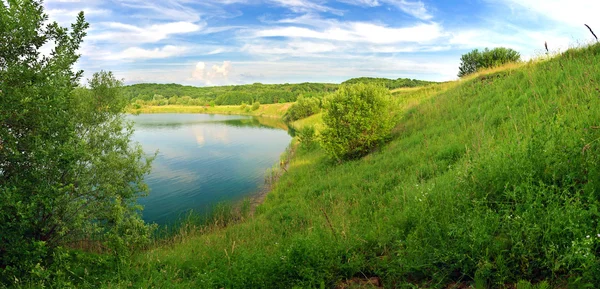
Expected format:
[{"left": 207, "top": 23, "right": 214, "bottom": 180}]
[
  {"left": 458, "top": 47, "right": 521, "bottom": 77},
  {"left": 342, "top": 77, "right": 436, "bottom": 90},
  {"left": 123, "top": 82, "right": 338, "bottom": 106},
  {"left": 83, "top": 44, "right": 600, "bottom": 289},
  {"left": 283, "top": 96, "right": 322, "bottom": 122},
  {"left": 0, "top": 1, "right": 152, "bottom": 284},
  {"left": 251, "top": 101, "right": 260, "bottom": 111},
  {"left": 320, "top": 84, "right": 393, "bottom": 160},
  {"left": 296, "top": 126, "right": 316, "bottom": 149},
  {"left": 8, "top": 12, "right": 600, "bottom": 287}
]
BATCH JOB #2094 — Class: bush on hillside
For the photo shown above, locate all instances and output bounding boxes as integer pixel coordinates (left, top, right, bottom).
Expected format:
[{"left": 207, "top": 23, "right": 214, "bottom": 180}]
[
  {"left": 296, "top": 126, "right": 316, "bottom": 149},
  {"left": 458, "top": 47, "right": 521, "bottom": 77},
  {"left": 320, "top": 84, "right": 393, "bottom": 160},
  {"left": 283, "top": 96, "right": 321, "bottom": 122},
  {"left": 251, "top": 101, "right": 260, "bottom": 111}
]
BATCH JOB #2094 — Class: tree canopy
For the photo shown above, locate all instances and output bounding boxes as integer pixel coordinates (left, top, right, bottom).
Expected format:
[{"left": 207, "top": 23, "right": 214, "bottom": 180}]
[
  {"left": 0, "top": 0, "right": 153, "bottom": 282},
  {"left": 457, "top": 47, "right": 521, "bottom": 77},
  {"left": 342, "top": 77, "right": 436, "bottom": 90}
]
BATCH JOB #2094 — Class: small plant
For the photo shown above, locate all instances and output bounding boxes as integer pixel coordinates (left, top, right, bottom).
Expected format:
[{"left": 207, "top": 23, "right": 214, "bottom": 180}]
[
  {"left": 251, "top": 101, "right": 260, "bottom": 111},
  {"left": 320, "top": 83, "right": 393, "bottom": 160},
  {"left": 240, "top": 102, "right": 248, "bottom": 110}
]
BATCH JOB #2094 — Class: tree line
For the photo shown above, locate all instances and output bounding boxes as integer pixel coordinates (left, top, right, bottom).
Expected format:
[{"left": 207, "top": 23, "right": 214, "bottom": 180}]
[{"left": 125, "top": 77, "right": 438, "bottom": 107}]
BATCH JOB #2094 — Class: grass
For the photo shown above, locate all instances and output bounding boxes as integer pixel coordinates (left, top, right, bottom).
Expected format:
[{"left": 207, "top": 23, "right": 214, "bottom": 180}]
[
  {"left": 18, "top": 43, "right": 600, "bottom": 288},
  {"left": 127, "top": 102, "right": 293, "bottom": 118}
]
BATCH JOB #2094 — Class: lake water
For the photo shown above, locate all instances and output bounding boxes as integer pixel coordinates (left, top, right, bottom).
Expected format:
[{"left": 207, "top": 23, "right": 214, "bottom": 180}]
[{"left": 128, "top": 114, "right": 291, "bottom": 225}]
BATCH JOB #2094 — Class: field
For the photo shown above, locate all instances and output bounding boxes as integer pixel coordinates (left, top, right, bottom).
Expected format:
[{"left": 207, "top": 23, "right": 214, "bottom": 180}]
[{"left": 17, "top": 44, "right": 600, "bottom": 288}]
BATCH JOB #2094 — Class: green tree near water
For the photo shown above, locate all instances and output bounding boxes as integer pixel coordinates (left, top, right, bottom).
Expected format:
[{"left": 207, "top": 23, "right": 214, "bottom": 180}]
[
  {"left": 0, "top": 0, "right": 153, "bottom": 282},
  {"left": 458, "top": 47, "right": 521, "bottom": 77},
  {"left": 320, "top": 84, "right": 394, "bottom": 161}
]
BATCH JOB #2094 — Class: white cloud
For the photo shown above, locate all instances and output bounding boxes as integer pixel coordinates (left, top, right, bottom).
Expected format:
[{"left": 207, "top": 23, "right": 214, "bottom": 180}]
[
  {"left": 114, "top": 0, "right": 202, "bottom": 22},
  {"left": 384, "top": 0, "right": 432, "bottom": 20},
  {"left": 242, "top": 41, "right": 338, "bottom": 56},
  {"left": 500, "top": 0, "right": 600, "bottom": 28},
  {"left": 268, "top": 0, "right": 343, "bottom": 14},
  {"left": 89, "top": 21, "right": 202, "bottom": 44},
  {"left": 337, "top": 0, "right": 432, "bottom": 20},
  {"left": 103, "top": 45, "right": 188, "bottom": 60},
  {"left": 252, "top": 22, "right": 442, "bottom": 44},
  {"left": 191, "top": 61, "right": 233, "bottom": 85},
  {"left": 46, "top": 7, "right": 110, "bottom": 25}
]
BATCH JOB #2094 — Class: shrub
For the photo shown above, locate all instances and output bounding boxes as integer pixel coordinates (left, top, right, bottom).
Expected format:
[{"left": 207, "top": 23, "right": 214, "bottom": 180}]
[
  {"left": 458, "top": 47, "right": 521, "bottom": 77},
  {"left": 251, "top": 101, "right": 260, "bottom": 111},
  {"left": 296, "top": 126, "right": 316, "bottom": 149},
  {"left": 320, "top": 84, "right": 393, "bottom": 160},
  {"left": 283, "top": 96, "right": 321, "bottom": 122},
  {"left": 240, "top": 102, "right": 248, "bottom": 110}
]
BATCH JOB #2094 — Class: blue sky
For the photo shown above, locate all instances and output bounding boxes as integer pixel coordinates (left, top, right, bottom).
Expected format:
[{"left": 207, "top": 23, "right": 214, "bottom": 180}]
[{"left": 43, "top": 0, "right": 599, "bottom": 86}]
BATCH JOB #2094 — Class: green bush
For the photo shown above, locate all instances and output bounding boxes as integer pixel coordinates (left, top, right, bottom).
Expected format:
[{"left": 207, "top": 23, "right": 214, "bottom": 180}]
[
  {"left": 296, "top": 126, "right": 316, "bottom": 149},
  {"left": 283, "top": 96, "right": 321, "bottom": 122},
  {"left": 251, "top": 101, "right": 260, "bottom": 111},
  {"left": 320, "top": 84, "right": 393, "bottom": 160},
  {"left": 458, "top": 47, "right": 521, "bottom": 77},
  {"left": 240, "top": 102, "right": 248, "bottom": 110}
]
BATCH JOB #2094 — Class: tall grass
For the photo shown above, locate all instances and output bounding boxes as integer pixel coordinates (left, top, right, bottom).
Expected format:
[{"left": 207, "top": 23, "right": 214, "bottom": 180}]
[{"left": 22, "top": 43, "right": 600, "bottom": 288}]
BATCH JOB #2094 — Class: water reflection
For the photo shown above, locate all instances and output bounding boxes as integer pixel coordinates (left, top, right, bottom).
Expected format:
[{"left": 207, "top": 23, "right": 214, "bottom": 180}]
[{"left": 128, "top": 114, "right": 291, "bottom": 225}]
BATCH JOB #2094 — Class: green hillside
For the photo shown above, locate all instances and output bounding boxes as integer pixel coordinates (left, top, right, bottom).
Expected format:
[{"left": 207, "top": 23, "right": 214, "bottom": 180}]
[{"left": 19, "top": 44, "right": 600, "bottom": 288}]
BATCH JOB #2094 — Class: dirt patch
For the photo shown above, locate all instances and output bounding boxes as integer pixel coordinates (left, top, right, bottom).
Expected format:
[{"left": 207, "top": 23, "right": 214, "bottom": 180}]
[{"left": 336, "top": 277, "right": 383, "bottom": 289}]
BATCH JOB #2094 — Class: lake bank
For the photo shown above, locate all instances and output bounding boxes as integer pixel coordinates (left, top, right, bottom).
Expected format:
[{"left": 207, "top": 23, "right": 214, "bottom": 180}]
[{"left": 127, "top": 103, "right": 293, "bottom": 119}]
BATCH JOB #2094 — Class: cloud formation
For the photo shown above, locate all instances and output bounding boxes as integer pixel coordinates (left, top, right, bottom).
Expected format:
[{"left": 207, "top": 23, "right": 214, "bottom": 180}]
[
  {"left": 41, "top": 0, "right": 600, "bottom": 85},
  {"left": 192, "top": 61, "right": 233, "bottom": 85}
]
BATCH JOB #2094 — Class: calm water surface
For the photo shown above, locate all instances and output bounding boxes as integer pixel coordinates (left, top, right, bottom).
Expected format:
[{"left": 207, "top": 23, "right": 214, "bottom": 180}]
[{"left": 128, "top": 114, "right": 291, "bottom": 225}]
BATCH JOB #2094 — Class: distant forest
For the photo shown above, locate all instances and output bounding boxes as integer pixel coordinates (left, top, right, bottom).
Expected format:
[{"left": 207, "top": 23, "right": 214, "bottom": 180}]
[
  {"left": 124, "top": 77, "right": 436, "bottom": 106},
  {"left": 341, "top": 77, "right": 436, "bottom": 90}
]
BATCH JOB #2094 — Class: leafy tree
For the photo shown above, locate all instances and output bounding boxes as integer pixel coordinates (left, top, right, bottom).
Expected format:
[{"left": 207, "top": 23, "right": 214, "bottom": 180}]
[
  {"left": 458, "top": 49, "right": 481, "bottom": 77},
  {"left": 283, "top": 96, "right": 322, "bottom": 122},
  {"left": 342, "top": 77, "right": 436, "bottom": 89},
  {"left": 0, "top": 1, "right": 153, "bottom": 282},
  {"left": 320, "top": 84, "right": 394, "bottom": 161},
  {"left": 458, "top": 47, "right": 521, "bottom": 77}
]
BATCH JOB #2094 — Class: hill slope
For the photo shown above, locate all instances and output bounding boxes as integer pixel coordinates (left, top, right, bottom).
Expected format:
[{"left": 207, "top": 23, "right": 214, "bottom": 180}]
[{"left": 73, "top": 44, "right": 600, "bottom": 288}]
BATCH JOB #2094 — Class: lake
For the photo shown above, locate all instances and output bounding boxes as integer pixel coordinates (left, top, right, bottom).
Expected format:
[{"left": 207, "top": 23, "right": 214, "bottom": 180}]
[{"left": 128, "top": 113, "right": 291, "bottom": 225}]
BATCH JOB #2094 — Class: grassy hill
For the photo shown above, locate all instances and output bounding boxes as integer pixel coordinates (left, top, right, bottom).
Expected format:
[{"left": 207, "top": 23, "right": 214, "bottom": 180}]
[{"left": 39, "top": 44, "right": 600, "bottom": 288}]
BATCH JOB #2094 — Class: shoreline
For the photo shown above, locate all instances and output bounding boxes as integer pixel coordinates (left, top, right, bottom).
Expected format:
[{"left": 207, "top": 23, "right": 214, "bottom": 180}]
[{"left": 127, "top": 103, "right": 292, "bottom": 119}]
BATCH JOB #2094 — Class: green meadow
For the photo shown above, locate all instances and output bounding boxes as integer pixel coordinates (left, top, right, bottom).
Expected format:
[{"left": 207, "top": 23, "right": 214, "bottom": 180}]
[{"left": 21, "top": 43, "right": 600, "bottom": 288}]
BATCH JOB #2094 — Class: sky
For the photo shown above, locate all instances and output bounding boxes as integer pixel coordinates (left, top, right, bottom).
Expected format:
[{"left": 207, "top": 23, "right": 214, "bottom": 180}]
[{"left": 42, "top": 0, "right": 600, "bottom": 86}]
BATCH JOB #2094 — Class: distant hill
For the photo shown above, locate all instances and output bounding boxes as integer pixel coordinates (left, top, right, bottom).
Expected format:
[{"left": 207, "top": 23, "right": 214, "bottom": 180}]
[
  {"left": 122, "top": 82, "right": 338, "bottom": 106},
  {"left": 123, "top": 78, "right": 436, "bottom": 106},
  {"left": 342, "top": 77, "right": 436, "bottom": 90}
]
